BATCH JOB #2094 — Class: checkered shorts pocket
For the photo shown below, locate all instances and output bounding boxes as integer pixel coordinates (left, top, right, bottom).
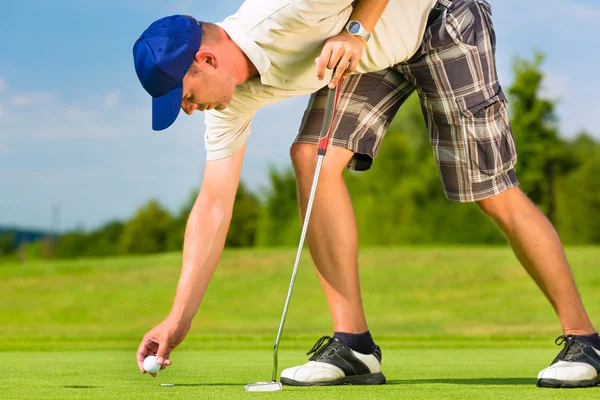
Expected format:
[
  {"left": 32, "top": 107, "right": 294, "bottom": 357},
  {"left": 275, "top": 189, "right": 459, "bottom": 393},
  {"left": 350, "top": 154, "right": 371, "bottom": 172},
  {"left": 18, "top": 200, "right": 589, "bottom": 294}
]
[{"left": 456, "top": 89, "right": 517, "bottom": 183}]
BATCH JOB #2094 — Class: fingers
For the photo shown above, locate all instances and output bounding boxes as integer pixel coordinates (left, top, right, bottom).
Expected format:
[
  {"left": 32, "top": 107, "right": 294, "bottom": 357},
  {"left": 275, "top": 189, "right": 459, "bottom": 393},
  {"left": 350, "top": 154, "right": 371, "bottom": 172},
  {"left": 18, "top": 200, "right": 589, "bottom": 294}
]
[
  {"left": 316, "top": 34, "right": 364, "bottom": 87},
  {"left": 137, "top": 332, "right": 167, "bottom": 374},
  {"left": 317, "top": 45, "right": 345, "bottom": 82},
  {"left": 345, "top": 56, "right": 360, "bottom": 78},
  {"left": 160, "top": 359, "right": 172, "bottom": 370},
  {"left": 137, "top": 318, "right": 186, "bottom": 377},
  {"left": 136, "top": 337, "right": 154, "bottom": 374},
  {"left": 316, "top": 44, "right": 333, "bottom": 80},
  {"left": 329, "top": 53, "right": 352, "bottom": 89},
  {"left": 149, "top": 359, "right": 171, "bottom": 377},
  {"left": 156, "top": 339, "right": 170, "bottom": 367}
]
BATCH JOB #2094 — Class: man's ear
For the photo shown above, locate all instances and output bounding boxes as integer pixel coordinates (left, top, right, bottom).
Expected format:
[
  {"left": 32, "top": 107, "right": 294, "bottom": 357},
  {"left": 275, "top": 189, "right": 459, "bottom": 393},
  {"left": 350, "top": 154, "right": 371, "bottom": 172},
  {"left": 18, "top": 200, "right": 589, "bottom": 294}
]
[{"left": 194, "top": 50, "right": 218, "bottom": 68}]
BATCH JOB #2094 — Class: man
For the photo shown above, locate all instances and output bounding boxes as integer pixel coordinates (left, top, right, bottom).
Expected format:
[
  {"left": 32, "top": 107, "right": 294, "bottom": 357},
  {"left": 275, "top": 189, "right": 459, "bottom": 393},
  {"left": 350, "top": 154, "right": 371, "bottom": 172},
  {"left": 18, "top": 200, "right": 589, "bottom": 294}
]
[{"left": 133, "top": 0, "right": 600, "bottom": 389}]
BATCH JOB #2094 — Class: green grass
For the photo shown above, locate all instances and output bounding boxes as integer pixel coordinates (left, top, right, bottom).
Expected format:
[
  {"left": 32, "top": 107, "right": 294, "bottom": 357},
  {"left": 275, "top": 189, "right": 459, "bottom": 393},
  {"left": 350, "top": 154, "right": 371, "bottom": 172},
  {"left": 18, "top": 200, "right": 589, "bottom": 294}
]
[
  {"left": 1, "top": 246, "right": 599, "bottom": 398},
  {"left": 2, "top": 349, "right": 598, "bottom": 399}
]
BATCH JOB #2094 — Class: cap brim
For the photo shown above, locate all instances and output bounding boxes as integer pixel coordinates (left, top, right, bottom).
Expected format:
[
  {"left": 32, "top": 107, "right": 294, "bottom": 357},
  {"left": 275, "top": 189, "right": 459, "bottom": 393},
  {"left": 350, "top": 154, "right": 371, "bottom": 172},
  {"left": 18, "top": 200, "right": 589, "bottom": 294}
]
[{"left": 152, "top": 83, "right": 183, "bottom": 131}]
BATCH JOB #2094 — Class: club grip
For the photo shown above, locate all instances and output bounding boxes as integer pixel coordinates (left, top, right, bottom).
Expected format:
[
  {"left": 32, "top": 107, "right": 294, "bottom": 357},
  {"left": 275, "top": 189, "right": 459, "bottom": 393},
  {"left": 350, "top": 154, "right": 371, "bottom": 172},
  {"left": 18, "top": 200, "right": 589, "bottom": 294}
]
[{"left": 317, "top": 80, "right": 342, "bottom": 155}]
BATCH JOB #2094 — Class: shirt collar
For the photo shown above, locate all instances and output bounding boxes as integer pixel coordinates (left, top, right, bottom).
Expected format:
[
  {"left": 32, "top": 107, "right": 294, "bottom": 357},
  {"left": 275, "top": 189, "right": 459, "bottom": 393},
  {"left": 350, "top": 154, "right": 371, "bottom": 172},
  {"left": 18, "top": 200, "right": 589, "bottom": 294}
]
[{"left": 216, "top": 20, "right": 271, "bottom": 76}]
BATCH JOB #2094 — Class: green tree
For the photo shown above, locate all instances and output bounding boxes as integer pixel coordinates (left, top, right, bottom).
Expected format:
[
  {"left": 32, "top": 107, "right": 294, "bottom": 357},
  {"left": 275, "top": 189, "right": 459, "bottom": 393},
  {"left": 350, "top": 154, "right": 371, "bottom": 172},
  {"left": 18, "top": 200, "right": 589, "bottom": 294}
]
[
  {"left": 0, "top": 233, "right": 16, "bottom": 257},
  {"left": 86, "top": 220, "right": 125, "bottom": 257},
  {"left": 565, "top": 132, "right": 599, "bottom": 163},
  {"left": 255, "top": 166, "right": 301, "bottom": 246},
  {"left": 555, "top": 133, "right": 600, "bottom": 243},
  {"left": 508, "top": 52, "right": 576, "bottom": 222},
  {"left": 54, "top": 230, "right": 89, "bottom": 258},
  {"left": 167, "top": 190, "right": 198, "bottom": 252},
  {"left": 226, "top": 181, "right": 261, "bottom": 247},
  {"left": 120, "top": 200, "right": 173, "bottom": 254},
  {"left": 346, "top": 93, "right": 433, "bottom": 244}
]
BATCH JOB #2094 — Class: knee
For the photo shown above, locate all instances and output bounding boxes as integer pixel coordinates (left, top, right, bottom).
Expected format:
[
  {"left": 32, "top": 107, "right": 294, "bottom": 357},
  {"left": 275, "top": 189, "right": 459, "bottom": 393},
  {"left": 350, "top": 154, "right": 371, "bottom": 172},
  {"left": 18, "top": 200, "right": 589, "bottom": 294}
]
[
  {"left": 290, "top": 143, "right": 353, "bottom": 178},
  {"left": 476, "top": 187, "right": 525, "bottom": 227},
  {"left": 290, "top": 143, "right": 317, "bottom": 174},
  {"left": 477, "top": 196, "right": 505, "bottom": 222}
]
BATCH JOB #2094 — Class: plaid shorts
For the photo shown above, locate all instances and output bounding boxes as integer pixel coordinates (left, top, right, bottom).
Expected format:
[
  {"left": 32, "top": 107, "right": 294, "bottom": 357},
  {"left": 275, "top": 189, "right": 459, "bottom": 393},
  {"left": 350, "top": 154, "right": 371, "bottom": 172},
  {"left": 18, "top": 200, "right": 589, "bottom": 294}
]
[{"left": 295, "top": 0, "right": 519, "bottom": 202}]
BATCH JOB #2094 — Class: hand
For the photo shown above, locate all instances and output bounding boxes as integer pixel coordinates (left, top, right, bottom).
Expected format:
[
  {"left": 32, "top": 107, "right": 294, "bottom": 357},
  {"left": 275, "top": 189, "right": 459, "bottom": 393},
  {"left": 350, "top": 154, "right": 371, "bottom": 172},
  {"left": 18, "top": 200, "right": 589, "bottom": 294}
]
[
  {"left": 136, "top": 316, "right": 191, "bottom": 376},
  {"left": 316, "top": 31, "right": 366, "bottom": 89}
]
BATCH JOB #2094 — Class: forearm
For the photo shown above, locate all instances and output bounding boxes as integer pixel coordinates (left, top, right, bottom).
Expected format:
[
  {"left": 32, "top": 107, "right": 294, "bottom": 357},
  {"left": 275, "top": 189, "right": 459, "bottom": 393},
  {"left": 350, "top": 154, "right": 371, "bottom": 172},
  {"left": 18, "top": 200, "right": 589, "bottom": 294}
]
[
  {"left": 169, "top": 194, "right": 232, "bottom": 323},
  {"left": 171, "top": 196, "right": 231, "bottom": 323},
  {"left": 166, "top": 147, "right": 244, "bottom": 324},
  {"left": 349, "top": 0, "right": 389, "bottom": 32}
]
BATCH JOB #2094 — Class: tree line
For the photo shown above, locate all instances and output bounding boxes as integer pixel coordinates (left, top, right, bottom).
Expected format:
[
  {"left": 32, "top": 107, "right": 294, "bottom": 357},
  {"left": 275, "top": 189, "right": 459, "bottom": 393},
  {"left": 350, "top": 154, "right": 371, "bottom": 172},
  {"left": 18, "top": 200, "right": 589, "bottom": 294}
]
[{"left": 2, "top": 52, "right": 599, "bottom": 261}]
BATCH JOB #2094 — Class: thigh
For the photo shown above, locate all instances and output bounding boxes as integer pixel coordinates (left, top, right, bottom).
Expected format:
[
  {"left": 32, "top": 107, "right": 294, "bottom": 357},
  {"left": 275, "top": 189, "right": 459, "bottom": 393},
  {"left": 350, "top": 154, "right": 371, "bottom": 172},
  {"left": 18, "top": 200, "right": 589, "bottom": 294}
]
[
  {"left": 399, "top": 0, "right": 519, "bottom": 202},
  {"left": 295, "top": 69, "right": 415, "bottom": 171}
]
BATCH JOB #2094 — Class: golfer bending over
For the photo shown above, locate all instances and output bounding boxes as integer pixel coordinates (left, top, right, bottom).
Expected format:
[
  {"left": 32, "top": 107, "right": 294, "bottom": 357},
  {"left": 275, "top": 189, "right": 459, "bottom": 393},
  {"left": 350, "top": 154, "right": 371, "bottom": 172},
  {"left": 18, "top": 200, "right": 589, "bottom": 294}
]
[{"left": 133, "top": 0, "right": 600, "bottom": 388}]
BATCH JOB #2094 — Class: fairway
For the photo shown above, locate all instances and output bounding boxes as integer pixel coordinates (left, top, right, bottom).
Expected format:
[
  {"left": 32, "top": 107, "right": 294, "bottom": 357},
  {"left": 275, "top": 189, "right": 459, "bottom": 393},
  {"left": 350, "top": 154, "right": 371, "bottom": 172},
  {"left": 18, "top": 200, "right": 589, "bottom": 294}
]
[
  {"left": 1, "top": 247, "right": 599, "bottom": 398},
  {"left": 2, "top": 349, "right": 597, "bottom": 399}
]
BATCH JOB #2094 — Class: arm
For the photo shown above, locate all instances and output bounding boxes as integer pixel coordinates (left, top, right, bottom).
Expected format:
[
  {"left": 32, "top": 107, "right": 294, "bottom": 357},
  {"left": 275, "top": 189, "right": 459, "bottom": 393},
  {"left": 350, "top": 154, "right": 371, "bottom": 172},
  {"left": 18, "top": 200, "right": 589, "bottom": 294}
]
[
  {"left": 348, "top": 0, "right": 390, "bottom": 34},
  {"left": 170, "top": 144, "right": 245, "bottom": 321},
  {"left": 316, "top": 0, "right": 390, "bottom": 87},
  {"left": 136, "top": 145, "right": 245, "bottom": 374},
  {"left": 135, "top": 81, "right": 296, "bottom": 375}
]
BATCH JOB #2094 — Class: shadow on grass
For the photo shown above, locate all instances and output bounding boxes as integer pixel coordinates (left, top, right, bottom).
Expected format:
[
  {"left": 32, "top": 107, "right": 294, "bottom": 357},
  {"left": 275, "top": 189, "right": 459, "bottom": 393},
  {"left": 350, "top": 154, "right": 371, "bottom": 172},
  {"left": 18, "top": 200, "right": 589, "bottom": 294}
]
[
  {"left": 388, "top": 378, "right": 535, "bottom": 386},
  {"left": 158, "top": 383, "right": 245, "bottom": 387},
  {"left": 63, "top": 385, "right": 100, "bottom": 389},
  {"left": 158, "top": 379, "right": 536, "bottom": 387}
]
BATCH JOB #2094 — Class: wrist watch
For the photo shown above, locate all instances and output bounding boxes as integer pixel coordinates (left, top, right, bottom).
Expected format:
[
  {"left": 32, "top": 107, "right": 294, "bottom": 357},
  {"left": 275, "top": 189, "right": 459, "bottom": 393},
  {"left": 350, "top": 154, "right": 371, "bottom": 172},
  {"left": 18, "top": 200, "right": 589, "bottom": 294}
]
[{"left": 345, "top": 20, "right": 371, "bottom": 42}]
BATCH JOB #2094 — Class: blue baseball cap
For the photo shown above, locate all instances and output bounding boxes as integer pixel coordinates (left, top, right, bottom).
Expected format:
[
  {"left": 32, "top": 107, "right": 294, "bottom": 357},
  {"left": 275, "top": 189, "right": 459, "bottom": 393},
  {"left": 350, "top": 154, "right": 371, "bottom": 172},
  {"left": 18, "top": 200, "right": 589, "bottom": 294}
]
[{"left": 133, "top": 15, "right": 203, "bottom": 131}]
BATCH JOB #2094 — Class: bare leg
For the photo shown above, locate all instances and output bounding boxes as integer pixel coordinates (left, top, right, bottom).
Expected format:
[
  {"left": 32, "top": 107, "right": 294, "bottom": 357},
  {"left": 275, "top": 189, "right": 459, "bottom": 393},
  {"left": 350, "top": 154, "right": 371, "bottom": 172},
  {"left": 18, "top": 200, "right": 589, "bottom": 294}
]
[
  {"left": 477, "top": 187, "right": 596, "bottom": 335},
  {"left": 291, "top": 143, "right": 368, "bottom": 333}
]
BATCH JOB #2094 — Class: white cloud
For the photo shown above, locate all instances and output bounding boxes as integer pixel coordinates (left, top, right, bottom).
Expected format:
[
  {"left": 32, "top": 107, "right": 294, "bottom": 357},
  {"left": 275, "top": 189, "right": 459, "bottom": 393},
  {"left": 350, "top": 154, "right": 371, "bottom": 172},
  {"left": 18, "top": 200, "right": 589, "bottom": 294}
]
[
  {"left": 0, "top": 89, "right": 155, "bottom": 141},
  {"left": 104, "top": 91, "right": 120, "bottom": 108},
  {"left": 0, "top": 78, "right": 6, "bottom": 93},
  {"left": 11, "top": 93, "right": 57, "bottom": 107},
  {"left": 1, "top": 90, "right": 149, "bottom": 141}
]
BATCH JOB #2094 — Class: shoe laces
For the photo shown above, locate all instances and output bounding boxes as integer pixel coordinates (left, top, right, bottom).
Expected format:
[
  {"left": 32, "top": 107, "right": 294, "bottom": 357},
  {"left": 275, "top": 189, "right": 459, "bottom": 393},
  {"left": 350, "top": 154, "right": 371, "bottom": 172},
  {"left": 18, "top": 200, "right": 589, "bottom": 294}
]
[
  {"left": 306, "top": 335, "right": 335, "bottom": 361},
  {"left": 552, "top": 335, "right": 585, "bottom": 364}
]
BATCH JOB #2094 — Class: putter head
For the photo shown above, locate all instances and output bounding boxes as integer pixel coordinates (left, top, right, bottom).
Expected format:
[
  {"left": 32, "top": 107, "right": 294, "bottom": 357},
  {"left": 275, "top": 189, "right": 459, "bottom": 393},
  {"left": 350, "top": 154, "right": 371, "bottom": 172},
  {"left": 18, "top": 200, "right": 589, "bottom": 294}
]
[{"left": 244, "top": 381, "right": 283, "bottom": 392}]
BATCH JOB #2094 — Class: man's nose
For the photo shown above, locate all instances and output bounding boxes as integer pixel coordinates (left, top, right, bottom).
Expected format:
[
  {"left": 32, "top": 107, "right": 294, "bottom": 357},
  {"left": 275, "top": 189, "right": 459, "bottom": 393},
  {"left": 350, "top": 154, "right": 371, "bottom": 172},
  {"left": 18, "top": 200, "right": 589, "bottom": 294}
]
[{"left": 182, "top": 102, "right": 197, "bottom": 115}]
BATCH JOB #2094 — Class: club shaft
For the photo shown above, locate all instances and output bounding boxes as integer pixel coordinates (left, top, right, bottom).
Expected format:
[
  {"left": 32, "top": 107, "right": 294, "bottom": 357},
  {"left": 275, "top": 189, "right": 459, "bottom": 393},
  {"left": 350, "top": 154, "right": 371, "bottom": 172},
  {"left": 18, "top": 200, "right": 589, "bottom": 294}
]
[
  {"left": 271, "top": 154, "right": 325, "bottom": 382},
  {"left": 270, "top": 79, "right": 342, "bottom": 383}
]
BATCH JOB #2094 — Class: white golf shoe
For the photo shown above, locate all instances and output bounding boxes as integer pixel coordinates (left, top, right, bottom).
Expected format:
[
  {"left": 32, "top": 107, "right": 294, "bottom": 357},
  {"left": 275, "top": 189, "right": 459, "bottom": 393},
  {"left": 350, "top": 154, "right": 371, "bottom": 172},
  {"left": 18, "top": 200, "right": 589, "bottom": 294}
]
[
  {"left": 280, "top": 336, "right": 386, "bottom": 386},
  {"left": 537, "top": 335, "right": 600, "bottom": 388}
]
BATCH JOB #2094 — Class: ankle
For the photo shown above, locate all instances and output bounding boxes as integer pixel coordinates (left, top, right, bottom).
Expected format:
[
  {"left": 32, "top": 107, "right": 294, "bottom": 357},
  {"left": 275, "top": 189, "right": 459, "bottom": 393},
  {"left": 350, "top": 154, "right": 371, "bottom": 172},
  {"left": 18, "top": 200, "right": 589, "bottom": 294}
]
[
  {"left": 563, "top": 328, "right": 596, "bottom": 336},
  {"left": 571, "top": 332, "right": 600, "bottom": 349},
  {"left": 333, "top": 331, "right": 377, "bottom": 354}
]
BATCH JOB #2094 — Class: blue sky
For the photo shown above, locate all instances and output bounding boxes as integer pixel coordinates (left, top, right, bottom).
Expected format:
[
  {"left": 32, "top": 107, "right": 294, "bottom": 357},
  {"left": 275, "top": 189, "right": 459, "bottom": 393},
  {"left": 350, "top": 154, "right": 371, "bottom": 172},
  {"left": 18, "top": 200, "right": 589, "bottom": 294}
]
[{"left": 1, "top": 0, "right": 599, "bottom": 231}]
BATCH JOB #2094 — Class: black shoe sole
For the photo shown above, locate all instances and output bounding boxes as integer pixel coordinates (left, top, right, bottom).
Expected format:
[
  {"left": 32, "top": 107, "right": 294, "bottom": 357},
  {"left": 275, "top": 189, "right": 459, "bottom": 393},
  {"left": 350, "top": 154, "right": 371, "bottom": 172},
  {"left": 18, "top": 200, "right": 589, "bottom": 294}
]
[
  {"left": 281, "top": 372, "right": 386, "bottom": 386},
  {"left": 537, "top": 377, "right": 600, "bottom": 388}
]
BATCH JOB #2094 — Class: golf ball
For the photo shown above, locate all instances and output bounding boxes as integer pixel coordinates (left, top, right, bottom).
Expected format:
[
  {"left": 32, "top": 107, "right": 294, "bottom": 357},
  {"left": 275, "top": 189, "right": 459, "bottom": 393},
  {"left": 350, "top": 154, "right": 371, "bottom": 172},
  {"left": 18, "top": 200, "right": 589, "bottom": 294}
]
[{"left": 143, "top": 355, "right": 161, "bottom": 374}]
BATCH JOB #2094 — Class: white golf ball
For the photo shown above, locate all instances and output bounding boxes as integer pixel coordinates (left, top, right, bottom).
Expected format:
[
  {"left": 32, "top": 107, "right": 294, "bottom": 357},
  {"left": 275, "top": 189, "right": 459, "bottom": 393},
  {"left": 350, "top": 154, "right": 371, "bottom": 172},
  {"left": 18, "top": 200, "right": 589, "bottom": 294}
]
[{"left": 143, "top": 355, "right": 161, "bottom": 374}]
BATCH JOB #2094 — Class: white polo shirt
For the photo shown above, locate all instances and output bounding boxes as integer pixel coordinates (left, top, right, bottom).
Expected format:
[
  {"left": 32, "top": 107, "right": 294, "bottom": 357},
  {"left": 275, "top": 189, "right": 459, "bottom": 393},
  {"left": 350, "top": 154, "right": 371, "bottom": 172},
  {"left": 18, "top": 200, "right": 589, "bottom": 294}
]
[{"left": 204, "top": 0, "right": 437, "bottom": 160}]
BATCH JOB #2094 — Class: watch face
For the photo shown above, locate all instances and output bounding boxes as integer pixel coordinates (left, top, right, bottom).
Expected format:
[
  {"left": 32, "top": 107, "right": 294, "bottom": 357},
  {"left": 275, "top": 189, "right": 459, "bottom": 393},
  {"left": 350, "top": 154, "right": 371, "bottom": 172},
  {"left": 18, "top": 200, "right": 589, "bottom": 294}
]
[{"left": 348, "top": 21, "right": 361, "bottom": 34}]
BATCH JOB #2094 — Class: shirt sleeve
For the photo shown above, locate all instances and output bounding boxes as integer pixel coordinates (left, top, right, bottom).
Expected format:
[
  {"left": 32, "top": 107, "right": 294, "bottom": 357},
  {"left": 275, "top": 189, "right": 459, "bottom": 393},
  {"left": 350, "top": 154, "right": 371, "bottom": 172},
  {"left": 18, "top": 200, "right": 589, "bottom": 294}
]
[
  {"left": 290, "top": 0, "right": 354, "bottom": 22},
  {"left": 204, "top": 79, "right": 294, "bottom": 161}
]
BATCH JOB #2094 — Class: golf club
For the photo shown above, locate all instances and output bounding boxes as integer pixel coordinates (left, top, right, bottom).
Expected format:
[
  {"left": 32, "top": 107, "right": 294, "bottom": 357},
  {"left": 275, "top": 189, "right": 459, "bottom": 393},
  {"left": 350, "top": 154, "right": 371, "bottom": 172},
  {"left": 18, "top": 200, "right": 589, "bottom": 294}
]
[{"left": 244, "top": 79, "right": 343, "bottom": 392}]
